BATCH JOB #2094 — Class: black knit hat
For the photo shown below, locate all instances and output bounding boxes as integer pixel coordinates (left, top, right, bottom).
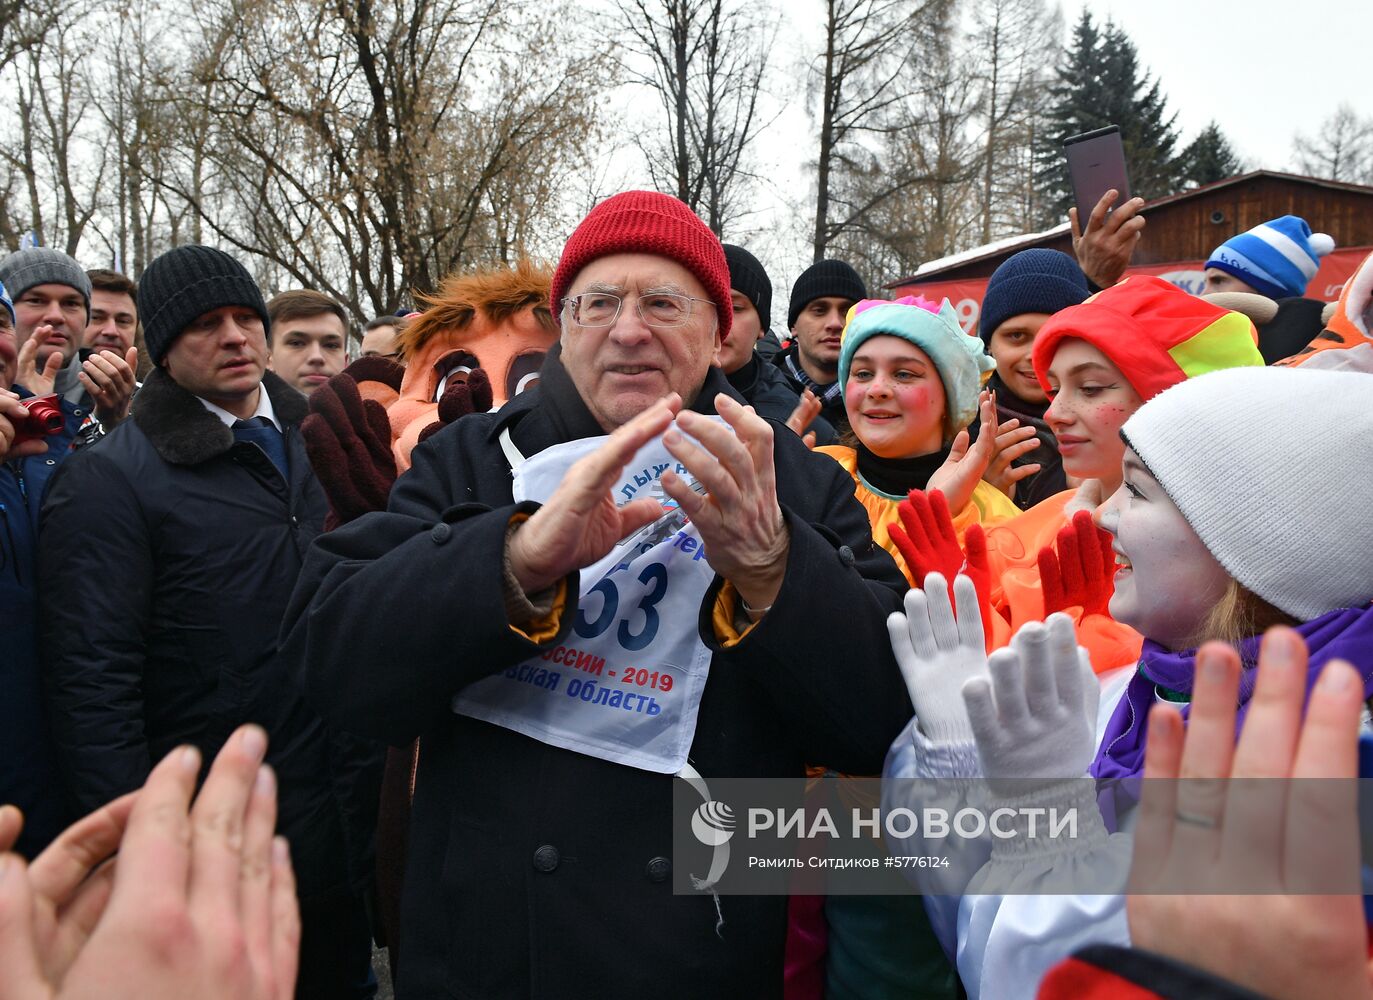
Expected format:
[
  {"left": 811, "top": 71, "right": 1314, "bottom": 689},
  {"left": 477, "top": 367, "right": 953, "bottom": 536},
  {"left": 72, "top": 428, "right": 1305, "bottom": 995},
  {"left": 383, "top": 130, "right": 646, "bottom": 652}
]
[
  {"left": 139, "top": 245, "right": 270, "bottom": 364},
  {"left": 788, "top": 259, "right": 866, "bottom": 331},
  {"left": 723, "top": 244, "right": 772, "bottom": 333},
  {"left": 978, "top": 249, "right": 1089, "bottom": 345}
]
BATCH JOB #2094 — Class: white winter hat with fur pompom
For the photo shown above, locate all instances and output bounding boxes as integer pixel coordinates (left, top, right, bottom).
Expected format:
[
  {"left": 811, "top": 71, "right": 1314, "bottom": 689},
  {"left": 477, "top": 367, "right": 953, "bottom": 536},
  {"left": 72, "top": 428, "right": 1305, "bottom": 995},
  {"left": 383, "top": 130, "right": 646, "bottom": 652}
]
[{"left": 1120, "top": 366, "right": 1373, "bottom": 622}]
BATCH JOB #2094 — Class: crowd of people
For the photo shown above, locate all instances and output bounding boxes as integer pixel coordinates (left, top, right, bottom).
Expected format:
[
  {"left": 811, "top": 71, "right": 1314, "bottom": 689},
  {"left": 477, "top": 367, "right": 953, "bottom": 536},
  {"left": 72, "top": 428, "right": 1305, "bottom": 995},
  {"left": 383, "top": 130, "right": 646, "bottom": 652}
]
[{"left": 0, "top": 182, "right": 1370, "bottom": 1000}]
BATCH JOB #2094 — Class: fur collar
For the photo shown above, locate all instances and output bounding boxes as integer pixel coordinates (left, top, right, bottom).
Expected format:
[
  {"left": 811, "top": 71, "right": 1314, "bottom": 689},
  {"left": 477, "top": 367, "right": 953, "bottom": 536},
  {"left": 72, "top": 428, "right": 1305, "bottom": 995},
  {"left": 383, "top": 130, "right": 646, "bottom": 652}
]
[{"left": 131, "top": 368, "right": 307, "bottom": 466}]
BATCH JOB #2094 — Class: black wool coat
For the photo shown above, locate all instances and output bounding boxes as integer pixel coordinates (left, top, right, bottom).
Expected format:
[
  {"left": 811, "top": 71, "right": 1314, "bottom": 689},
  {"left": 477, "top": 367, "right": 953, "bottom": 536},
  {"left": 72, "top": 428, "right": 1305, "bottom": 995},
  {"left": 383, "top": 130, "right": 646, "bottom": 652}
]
[
  {"left": 37, "top": 369, "right": 382, "bottom": 900},
  {"left": 280, "top": 357, "right": 914, "bottom": 1000},
  {"left": 726, "top": 354, "right": 838, "bottom": 447}
]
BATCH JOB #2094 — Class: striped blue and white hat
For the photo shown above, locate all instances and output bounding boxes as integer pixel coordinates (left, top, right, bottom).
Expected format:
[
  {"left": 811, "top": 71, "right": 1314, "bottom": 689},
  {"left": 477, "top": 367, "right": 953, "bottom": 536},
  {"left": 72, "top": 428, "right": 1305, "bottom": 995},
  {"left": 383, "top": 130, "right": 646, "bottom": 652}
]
[{"left": 1205, "top": 215, "right": 1335, "bottom": 300}]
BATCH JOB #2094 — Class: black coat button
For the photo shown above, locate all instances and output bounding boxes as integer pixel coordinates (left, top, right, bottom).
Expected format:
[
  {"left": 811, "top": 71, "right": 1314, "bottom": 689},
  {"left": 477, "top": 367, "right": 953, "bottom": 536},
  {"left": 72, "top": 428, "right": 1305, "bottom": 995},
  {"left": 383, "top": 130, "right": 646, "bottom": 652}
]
[
  {"left": 837, "top": 545, "right": 855, "bottom": 568},
  {"left": 532, "top": 845, "right": 559, "bottom": 873},
  {"left": 431, "top": 522, "right": 452, "bottom": 545},
  {"left": 645, "top": 857, "right": 670, "bottom": 883}
]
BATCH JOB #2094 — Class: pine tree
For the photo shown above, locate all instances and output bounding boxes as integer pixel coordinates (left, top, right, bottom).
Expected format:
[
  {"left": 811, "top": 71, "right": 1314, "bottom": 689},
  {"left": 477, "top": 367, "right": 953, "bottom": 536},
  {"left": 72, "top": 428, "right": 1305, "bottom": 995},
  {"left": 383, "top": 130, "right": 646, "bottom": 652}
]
[
  {"left": 1032, "top": 11, "right": 1181, "bottom": 226},
  {"left": 1179, "top": 122, "right": 1243, "bottom": 187}
]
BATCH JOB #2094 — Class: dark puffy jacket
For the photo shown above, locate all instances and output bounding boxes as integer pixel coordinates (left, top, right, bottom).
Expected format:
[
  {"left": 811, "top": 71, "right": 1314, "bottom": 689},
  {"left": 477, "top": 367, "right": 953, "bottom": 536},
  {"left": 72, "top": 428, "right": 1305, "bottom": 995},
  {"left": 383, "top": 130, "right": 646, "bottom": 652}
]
[
  {"left": 37, "top": 369, "right": 381, "bottom": 899},
  {"left": 1, "top": 387, "right": 90, "bottom": 857},
  {"left": 279, "top": 357, "right": 913, "bottom": 999},
  {"left": 726, "top": 354, "right": 838, "bottom": 446}
]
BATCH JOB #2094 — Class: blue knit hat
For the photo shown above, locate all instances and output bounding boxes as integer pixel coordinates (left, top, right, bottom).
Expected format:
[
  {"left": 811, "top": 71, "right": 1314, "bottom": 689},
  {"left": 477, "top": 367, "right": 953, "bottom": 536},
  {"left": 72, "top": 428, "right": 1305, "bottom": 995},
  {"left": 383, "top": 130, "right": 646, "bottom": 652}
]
[
  {"left": 978, "top": 249, "right": 1089, "bottom": 344},
  {"left": 1205, "top": 216, "right": 1335, "bottom": 300},
  {"left": 838, "top": 295, "right": 995, "bottom": 438},
  {"left": 0, "top": 280, "right": 13, "bottom": 327}
]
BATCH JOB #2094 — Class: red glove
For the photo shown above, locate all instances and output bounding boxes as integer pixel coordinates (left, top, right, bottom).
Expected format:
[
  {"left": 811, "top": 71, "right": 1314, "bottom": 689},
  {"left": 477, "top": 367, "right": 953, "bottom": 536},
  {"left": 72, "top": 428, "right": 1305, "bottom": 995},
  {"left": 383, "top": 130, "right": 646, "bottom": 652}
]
[
  {"left": 889, "top": 489, "right": 995, "bottom": 643},
  {"left": 1037, "top": 509, "right": 1116, "bottom": 617},
  {"left": 302, "top": 371, "right": 399, "bottom": 530}
]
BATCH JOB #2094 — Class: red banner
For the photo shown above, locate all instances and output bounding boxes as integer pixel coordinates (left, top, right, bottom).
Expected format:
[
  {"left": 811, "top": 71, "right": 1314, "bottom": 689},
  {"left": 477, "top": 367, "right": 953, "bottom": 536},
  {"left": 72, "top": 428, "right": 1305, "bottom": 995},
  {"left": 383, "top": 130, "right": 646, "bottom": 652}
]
[{"left": 891, "top": 247, "right": 1371, "bottom": 336}]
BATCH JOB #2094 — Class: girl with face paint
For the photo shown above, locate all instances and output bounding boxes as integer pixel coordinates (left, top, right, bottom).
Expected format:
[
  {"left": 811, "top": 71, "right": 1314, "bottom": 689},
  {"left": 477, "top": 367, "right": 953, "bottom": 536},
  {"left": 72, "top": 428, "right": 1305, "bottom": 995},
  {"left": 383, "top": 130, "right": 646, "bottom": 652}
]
[
  {"left": 974, "top": 276, "right": 1266, "bottom": 673},
  {"left": 816, "top": 296, "right": 1023, "bottom": 586},
  {"left": 807, "top": 296, "right": 1020, "bottom": 1000},
  {"left": 884, "top": 365, "right": 1373, "bottom": 1000}
]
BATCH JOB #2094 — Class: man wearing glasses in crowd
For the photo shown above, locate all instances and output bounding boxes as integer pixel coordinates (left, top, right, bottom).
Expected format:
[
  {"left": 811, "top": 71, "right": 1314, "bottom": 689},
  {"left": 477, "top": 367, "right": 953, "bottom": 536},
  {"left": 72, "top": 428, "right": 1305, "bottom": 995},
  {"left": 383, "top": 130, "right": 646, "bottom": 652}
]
[{"left": 283, "top": 191, "right": 911, "bottom": 997}]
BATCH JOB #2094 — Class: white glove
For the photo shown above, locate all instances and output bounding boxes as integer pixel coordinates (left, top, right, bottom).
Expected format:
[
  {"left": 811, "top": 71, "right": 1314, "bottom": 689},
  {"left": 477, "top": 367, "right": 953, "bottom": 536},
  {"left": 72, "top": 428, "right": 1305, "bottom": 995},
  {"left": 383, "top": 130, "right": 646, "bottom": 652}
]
[
  {"left": 962, "top": 613, "right": 1100, "bottom": 794},
  {"left": 888, "top": 572, "right": 988, "bottom": 744}
]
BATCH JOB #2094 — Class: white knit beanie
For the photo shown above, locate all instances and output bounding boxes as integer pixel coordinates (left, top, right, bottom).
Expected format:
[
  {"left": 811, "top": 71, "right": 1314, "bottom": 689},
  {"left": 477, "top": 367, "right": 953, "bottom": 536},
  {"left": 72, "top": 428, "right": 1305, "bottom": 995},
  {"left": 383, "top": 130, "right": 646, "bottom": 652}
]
[{"left": 1121, "top": 367, "right": 1373, "bottom": 622}]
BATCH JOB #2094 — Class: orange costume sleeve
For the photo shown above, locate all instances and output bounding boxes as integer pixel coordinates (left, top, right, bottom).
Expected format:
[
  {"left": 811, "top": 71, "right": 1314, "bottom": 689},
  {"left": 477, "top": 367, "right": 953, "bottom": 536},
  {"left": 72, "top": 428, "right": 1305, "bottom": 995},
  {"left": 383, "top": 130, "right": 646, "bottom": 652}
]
[{"left": 815, "top": 446, "right": 1020, "bottom": 584}]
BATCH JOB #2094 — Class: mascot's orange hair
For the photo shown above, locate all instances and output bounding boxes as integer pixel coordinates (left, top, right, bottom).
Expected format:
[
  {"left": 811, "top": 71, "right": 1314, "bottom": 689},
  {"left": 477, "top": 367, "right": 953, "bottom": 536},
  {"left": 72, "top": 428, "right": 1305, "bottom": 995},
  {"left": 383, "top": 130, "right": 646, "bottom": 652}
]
[{"left": 382, "top": 259, "right": 559, "bottom": 470}]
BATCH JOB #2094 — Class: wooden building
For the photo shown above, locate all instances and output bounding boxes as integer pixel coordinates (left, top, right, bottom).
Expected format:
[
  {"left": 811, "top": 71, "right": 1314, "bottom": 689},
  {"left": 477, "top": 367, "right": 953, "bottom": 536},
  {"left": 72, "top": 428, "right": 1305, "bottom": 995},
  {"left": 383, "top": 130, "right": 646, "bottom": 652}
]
[{"left": 888, "top": 171, "right": 1373, "bottom": 332}]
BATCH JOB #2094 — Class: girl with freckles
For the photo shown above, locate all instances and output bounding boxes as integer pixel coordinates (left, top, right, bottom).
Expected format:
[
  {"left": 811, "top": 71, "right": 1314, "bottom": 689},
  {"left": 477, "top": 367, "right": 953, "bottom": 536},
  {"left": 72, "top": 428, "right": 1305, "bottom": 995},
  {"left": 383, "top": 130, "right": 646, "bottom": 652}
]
[
  {"left": 800, "top": 296, "right": 1021, "bottom": 1000},
  {"left": 815, "top": 295, "right": 1023, "bottom": 586},
  {"left": 973, "top": 276, "right": 1266, "bottom": 671}
]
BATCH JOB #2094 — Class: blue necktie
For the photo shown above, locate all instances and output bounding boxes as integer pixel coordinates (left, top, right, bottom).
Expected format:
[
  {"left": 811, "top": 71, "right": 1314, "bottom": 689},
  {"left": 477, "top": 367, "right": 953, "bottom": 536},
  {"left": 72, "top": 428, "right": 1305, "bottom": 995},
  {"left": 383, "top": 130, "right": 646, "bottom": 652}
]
[{"left": 231, "top": 417, "right": 289, "bottom": 479}]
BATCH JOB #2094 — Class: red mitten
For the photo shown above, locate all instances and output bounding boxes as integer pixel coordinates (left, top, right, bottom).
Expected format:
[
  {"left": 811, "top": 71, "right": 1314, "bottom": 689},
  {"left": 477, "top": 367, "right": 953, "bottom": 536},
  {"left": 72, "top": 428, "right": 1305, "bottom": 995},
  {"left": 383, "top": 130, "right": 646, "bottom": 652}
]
[
  {"left": 888, "top": 489, "right": 966, "bottom": 584},
  {"left": 1036, "top": 510, "right": 1115, "bottom": 617},
  {"left": 301, "top": 372, "right": 399, "bottom": 530},
  {"left": 962, "top": 522, "right": 996, "bottom": 645}
]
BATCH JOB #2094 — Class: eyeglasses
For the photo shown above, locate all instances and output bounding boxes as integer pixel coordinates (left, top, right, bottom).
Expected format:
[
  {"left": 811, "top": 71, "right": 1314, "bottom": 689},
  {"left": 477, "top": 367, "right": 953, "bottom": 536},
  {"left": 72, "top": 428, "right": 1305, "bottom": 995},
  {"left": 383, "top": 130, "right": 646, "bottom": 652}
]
[{"left": 562, "top": 291, "right": 715, "bottom": 329}]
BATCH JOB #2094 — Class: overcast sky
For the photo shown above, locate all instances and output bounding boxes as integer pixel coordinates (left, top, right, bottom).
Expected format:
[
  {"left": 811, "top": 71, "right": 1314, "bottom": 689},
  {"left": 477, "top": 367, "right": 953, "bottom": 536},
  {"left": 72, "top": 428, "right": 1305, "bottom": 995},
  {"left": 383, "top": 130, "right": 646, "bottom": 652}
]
[{"left": 650, "top": 0, "right": 1371, "bottom": 296}]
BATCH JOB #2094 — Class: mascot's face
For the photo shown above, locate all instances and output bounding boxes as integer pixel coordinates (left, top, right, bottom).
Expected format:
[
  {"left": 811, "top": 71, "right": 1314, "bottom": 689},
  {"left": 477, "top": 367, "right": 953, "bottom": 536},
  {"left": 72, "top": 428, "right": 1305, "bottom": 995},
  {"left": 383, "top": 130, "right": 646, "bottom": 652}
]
[
  {"left": 385, "top": 264, "right": 558, "bottom": 471},
  {"left": 391, "top": 314, "right": 553, "bottom": 467}
]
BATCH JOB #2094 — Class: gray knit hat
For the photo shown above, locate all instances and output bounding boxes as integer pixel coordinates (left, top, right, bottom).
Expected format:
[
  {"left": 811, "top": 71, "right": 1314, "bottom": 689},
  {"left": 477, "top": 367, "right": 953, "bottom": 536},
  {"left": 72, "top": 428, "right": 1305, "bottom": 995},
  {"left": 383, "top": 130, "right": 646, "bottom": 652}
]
[
  {"left": 1121, "top": 366, "right": 1373, "bottom": 621},
  {"left": 138, "top": 245, "right": 269, "bottom": 364},
  {"left": 0, "top": 247, "right": 92, "bottom": 323}
]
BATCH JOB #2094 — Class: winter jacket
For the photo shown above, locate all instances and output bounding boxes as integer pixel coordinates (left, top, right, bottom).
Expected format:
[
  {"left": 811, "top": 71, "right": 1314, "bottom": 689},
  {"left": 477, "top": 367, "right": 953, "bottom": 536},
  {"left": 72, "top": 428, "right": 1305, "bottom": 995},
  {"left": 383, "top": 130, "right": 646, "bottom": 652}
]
[
  {"left": 37, "top": 369, "right": 382, "bottom": 902},
  {"left": 279, "top": 352, "right": 913, "bottom": 999},
  {"left": 726, "top": 354, "right": 837, "bottom": 446},
  {"left": 816, "top": 446, "right": 1020, "bottom": 586},
  {"left": 0, "top": 386, "right": 90, "bottom": 857}
]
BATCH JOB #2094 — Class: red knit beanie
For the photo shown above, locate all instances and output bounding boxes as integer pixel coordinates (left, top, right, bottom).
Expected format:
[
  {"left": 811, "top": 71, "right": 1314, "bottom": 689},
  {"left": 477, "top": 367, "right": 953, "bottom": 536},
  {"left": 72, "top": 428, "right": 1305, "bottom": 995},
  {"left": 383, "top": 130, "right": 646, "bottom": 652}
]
[
  {"left": 551, "top": 191, "right": 732, "bottom": 340},
  {"left": 1031, "top": 274, "right": 1263, "bottom": 401}
]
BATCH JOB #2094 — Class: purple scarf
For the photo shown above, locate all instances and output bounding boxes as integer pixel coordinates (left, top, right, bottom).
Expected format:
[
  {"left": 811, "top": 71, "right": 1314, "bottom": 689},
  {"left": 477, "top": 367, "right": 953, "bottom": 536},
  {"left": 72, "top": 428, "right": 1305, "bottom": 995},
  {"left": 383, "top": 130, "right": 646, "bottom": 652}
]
[{"left": 1091, "top": 603, "right": 1373, "bottom": 787}]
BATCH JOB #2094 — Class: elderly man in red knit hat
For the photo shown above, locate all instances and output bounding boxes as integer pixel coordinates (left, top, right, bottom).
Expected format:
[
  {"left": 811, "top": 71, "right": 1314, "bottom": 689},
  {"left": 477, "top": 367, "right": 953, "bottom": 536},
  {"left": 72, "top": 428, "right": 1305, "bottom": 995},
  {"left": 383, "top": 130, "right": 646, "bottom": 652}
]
[{"left": 282, "top": 191, "right": 911, "bottom": 998}]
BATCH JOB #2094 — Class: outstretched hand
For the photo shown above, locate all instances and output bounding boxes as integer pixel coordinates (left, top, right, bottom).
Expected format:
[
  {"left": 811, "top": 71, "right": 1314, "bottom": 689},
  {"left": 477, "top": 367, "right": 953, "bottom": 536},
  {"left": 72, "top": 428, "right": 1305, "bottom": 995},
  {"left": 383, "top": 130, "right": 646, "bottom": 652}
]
[
  {"left": 928, "top": 391, "right": 1003, "bottom": 516},
  {"left": 0, "top": 726, "right": 300, "bottom": 999},
  {"left": 1070, "top": 189, "right": 1145, "bottom": 289},
  {"left": 15, "top": 334, "right": 64, "bottom": 397},
  {"left": 1038, "top": 509, "right": 1116, "bottom": 617},
  {"left": 509, "top": 396, "right": 682, "bottom": 595},
  {"left": 962, "top": 614, "right": 1099, "bottom": 793},
  {"left": 888, "top": 490, "right": 994, "bottom": 644},
  {"left": 1126, "top": 628, "right": 1369, "bottom": 1000},
  {"left": 301, "top": 371, "right": 399, "bottom": 529},
  {"left": 888, "top": 572, "right": 988, "bottom": 744}
]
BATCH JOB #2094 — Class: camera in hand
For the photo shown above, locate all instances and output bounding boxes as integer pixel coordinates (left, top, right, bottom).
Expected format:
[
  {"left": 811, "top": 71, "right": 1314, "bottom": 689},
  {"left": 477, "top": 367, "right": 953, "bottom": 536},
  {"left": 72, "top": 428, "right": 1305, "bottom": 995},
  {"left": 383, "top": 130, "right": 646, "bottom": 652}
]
[{"left": 12, "top": 395, "right": 65, "bottom": 447}]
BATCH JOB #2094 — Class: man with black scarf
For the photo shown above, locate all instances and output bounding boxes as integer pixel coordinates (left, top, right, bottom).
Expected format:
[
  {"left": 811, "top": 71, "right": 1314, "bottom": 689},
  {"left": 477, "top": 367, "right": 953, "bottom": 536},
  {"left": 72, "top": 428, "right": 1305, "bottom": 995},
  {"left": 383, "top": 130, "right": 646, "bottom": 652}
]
[
  {"left": 281, "top": 191, "right": 912, "bottom": 998},
  {"left": 773, "top": 257, "right": 867, "bottom": 434}
]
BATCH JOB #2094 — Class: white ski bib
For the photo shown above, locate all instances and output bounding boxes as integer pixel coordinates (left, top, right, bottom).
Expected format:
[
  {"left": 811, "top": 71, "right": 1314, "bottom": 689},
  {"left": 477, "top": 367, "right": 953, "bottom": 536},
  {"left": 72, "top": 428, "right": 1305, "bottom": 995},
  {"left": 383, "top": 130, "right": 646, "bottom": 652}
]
[{"left": 451, "top": 425, "right": 722, "bottom": 773}]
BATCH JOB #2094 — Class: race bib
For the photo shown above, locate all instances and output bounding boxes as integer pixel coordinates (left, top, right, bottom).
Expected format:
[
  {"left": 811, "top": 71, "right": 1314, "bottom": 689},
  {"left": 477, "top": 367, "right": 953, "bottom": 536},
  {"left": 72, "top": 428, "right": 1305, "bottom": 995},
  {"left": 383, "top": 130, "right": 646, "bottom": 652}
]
[{"left": 450, "top": 425, "right": 722, "bottom": 773}]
